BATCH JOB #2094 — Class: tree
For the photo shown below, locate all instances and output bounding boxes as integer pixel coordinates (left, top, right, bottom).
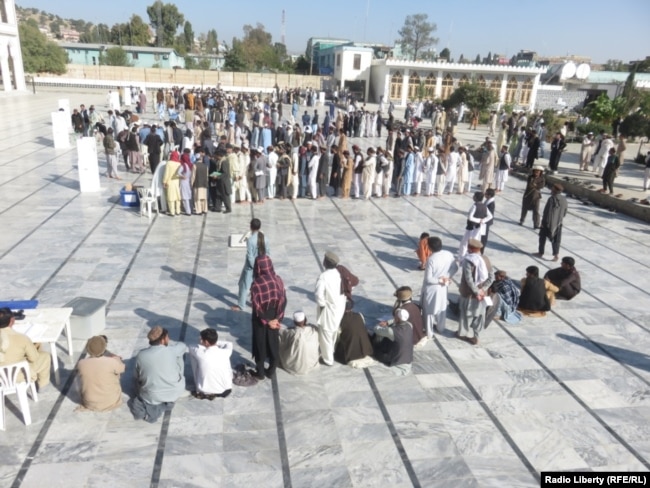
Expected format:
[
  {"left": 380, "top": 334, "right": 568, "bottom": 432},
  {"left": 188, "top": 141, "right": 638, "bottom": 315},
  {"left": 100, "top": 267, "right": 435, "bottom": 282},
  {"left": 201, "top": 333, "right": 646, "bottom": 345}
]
[
  {"left": 182, "top": 21, "right": 194, "bottom": 53},
  {"left": 80, "top": 23, "right": 111, "bottom": 43},
  {"left": 100, "top": 46, "right": 132, "bottom": 67},
  {"left": 458, "top": 53, "right": 466, "bottom": 63},
  {"left": 586, "top": 93, "right": 627, "bottom": 125},
  {"left": 620, "top": 113, "right": 650, "bottom": 139},
  {"left": 125, "top": 15, "right": 151, "bottom": 46},
  {"left": 442, "top": 82, "right": 497, "bottom": 118},
  {"left": 474, "top": 54, "right": 481, "bottom": 64},
  {"left": 197, "top": 58, "right": 212, "bottom": 70},
  {"left": 19, "top": 21, "right": 67, "bottom": 74},
  {"left": 146, "top": 1, "right": 184, "bottom": 47},
  {"left": 396, "top": 13, "right": 438, "bottom": 61},
  {"left": 439, "top": 47, "right": 450, "bottom": 61},
  {"left": 205, "top": 29, "right": 218, "bottom": 53},
  {"left": 223, "top": 39, "right": 246, "bottom": 71},
  {"left": 603, "top": 59, "right": 626, "bottom": 72},
  {"left": 293, "top": 55, "right": 310, "bottom": 74},
  {"left": 184, "top": 55, "right": 197, "bottom": 69}
]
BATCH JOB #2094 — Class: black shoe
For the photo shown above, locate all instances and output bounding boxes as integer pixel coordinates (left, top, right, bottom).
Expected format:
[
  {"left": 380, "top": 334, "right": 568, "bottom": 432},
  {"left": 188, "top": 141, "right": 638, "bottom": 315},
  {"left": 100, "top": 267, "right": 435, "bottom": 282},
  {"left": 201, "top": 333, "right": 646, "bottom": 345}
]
[
  {"left": 224, "top": 210, "right": 232, "bottom": 214},
  {"left": 265, "top": 368, "right": 276, "bottom": 379},
  {"left": 251, "top": 369, "right": 265, "bottom": 380}
]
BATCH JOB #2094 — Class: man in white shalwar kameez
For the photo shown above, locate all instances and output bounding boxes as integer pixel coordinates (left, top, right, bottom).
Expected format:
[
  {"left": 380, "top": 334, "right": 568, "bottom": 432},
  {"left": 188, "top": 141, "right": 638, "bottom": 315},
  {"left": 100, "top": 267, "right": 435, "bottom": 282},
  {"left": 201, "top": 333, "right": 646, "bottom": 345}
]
[
  {"left": 278, "top": 311, "right": 320, "bottom": 375},
  {"left": 315, "top": 251, "right": 347, "bottom": 366},
  {"left": 421, "top": 237, "right": 458, "bottom": 337}
]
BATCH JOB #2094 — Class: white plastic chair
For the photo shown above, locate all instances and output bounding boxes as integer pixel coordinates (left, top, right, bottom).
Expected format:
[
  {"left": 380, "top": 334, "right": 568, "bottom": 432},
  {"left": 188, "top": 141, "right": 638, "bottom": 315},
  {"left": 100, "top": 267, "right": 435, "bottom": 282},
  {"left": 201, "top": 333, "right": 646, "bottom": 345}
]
[
  {"left": 137, "top": 187, "right": 158, "bottom": 220},
  {"left": 0, "top": 361, "right": 38, "bottom": 430},
  {"left": 141, "top": 145, "right": 150, "bottom": 170}
]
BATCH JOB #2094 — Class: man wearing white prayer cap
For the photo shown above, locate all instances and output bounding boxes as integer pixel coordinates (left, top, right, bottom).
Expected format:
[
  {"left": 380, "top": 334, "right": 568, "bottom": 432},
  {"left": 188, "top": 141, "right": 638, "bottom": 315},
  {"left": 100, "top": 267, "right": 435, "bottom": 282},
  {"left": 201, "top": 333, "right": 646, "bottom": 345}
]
[
  {"left": 278, "top": 311, "right": 320, "bottom": 375},
  {"left": 372, "top": 307, "right": 414, "bottom": 375}
]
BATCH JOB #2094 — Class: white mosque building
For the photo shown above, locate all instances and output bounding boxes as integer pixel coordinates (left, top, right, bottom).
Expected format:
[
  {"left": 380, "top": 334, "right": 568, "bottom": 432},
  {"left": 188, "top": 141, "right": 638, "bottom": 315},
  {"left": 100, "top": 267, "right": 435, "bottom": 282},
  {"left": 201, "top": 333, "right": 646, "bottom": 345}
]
[{"left": 0, "top": 0, "right": 26, "bottom": 91}]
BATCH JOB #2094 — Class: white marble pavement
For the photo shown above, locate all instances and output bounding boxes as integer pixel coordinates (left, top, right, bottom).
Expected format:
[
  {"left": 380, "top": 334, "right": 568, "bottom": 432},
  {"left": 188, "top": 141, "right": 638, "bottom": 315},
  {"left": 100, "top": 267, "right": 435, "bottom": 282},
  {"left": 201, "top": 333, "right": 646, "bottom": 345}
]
[{"left": 0, "top": 88, "right": 649, "bottom": 487}]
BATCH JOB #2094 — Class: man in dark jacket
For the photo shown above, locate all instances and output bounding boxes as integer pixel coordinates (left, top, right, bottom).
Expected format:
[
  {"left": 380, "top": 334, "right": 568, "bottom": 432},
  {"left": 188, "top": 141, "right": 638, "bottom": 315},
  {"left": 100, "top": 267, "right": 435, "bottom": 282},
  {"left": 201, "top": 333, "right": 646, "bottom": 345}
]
[
  {"left": 544, "top": 257, "right": 581, "bottom": 300},
  {"left": 534, "top": 183, "right": 568, "bottom": 262}
]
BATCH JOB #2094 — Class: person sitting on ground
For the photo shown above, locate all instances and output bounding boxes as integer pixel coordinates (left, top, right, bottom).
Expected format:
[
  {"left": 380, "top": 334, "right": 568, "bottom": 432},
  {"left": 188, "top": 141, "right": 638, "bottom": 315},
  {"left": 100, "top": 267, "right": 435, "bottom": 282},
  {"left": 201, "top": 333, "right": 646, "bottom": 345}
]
[
  {"left": 278, "top": 311, "right": 320, "bottom": 375},
  {"left": 188, "top": 328, "right": 233, "bottom": 400},
  {"left": 335, "top": 300, "right": 373, "bottom": 365},
  {"left": 76, "top": 335, "right": 125, "bottom": 411},
  {"left": 379, "top": 286, "right": 426, "bottom": 346},
  {"left": 373, "top": 308, "right": 414, "bottom": 375},
  {"left": 544, "top": 256, "right": 581, "bottom": 301},
  {"left": 129, "top": 326, "right": 188, "bottom": 423},
  {"left": 518, "top": 266, "right": 559, "bottom": 317},
  {"left": 0, "top": 307, "right": 51, "bottom": 390},
  {"left": 415, "top": 232, "right": 432, "bottom": 270},
  {"left": 489, "top": 270, "right": 522, "bottom": 324}
]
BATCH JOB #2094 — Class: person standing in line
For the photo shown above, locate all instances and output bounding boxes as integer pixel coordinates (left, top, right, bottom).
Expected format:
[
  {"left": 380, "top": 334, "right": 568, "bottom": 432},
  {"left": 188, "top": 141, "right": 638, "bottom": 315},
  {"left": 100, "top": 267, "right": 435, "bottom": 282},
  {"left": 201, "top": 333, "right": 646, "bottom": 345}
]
[
  {"left": 178, "top": 149, "right": 194, "bottom": 216},
  {"left": 215, "top": 146, "right": 233, "bottom": 214},
  {"left": 479, "top": 141, "right": 497, "bottom": 192},
  {"left": 232, "top": 219, "right": 269, "bottom": 312},
  {"left": 191, "top": 148, "right": 209, "bottom": 215},
  {"left": 163, "top": 151, "right": 182, "bottom": 216},
  {"left": 308, "top": 145, "right": 320, "bottom": 200},
  {"left": 103, "top": 128, "right": 120, "bottom": 179},
  {"left": 315, "top": 252, "right": 346, "bottom": 366},
  {"left": 362, "top": 147, "right": 376, "bottom": 200},
  {"left": 495, "top": 145, "right": 511, "bottom": 192},
  {"left": 250, "top": 254, "right": 286, "bottom": 380},
  {"left": 534, "top": 183, "right": 568, "bottom": 262},
  {"left": 341, "top": 150, "right": 353, "bottom": 198},
  {"left": 402, "top": 145, "right": 415, "bottom": 196},
  {"left": 317, "top": 145, "right": 330, "bottom": 198},
  {"left": 352, "top": 145, "right": 364, "bottom": 198}
]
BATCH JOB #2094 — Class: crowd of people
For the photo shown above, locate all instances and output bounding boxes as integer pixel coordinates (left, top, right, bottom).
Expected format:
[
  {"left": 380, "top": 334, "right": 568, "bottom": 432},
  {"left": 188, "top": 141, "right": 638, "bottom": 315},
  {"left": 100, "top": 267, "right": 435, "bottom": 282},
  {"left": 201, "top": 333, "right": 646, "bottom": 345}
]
[{"left": 4, "top": 86, "right": 607, "bottom": 422}]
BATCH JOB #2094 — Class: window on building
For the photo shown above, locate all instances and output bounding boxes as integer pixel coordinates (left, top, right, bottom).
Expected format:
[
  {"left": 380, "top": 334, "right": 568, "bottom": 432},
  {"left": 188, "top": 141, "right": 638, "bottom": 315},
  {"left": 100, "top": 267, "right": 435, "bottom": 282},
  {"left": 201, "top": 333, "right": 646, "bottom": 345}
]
[
  {"left": 458, "top": 75, "right": 470, "bottom": 86},
  {"left": 353, "top": 54, "right": 361, "bottom": 70},
  {"left": 477, "top": 76, "right": 487, "bottom": 88},
  {"left": 441, "top": 74, "right": 454, "bottom": 100},
  {"left": 132, "top": 52, "right": 139, "bottom": 60},
  {"left": 390, "top": 71, "right": 403, "bottom": 100},
  {"left": 424, "top": 73, "right": 436, "bottom": 98},
  {"left": 408, "top": 72, "right": 421, "bottom": 100},
  {"left": 520, "top": 77, "right": 533, "bottom": 105},
  {"left": 490, "top": 75, "right": 502, "bottom": 98},
  {"left": 336, "top": 54, "right": 340, "bottom": 67},
  {"left": 505, "top": 76, "right": 518, "bottom": 103}
]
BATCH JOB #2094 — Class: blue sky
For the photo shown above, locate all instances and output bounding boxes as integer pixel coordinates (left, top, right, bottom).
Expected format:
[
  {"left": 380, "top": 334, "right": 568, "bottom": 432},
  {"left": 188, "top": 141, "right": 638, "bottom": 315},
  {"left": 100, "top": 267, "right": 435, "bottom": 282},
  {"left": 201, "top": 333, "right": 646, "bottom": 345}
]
[{"left": 19, "top": 0, "right": 650, "bottom": 63}]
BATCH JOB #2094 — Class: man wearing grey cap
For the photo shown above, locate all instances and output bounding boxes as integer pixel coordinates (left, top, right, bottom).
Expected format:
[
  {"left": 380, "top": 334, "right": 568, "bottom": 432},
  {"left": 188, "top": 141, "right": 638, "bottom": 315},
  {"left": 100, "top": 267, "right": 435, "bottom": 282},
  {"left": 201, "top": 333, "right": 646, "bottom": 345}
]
[
  {"left": 457, "top": 239, "right": 494, "bottom": 345},
  {"left": 278, "top": 311, "right": 320, "bottom": 375},
  {"left": 315, "top": 251, "right": 347, "bottom": 365},
  {"left": 130, "top": 326, "right": 188, "bottom": 422}
]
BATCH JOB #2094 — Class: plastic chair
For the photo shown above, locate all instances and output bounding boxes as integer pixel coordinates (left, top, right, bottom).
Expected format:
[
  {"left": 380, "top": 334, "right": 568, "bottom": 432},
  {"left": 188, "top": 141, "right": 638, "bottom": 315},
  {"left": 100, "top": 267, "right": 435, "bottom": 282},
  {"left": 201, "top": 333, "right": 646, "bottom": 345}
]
[
  {"left": 137, "top": 187, "right": 157, "bottom": 220},
  {"left": 141, "top": 145, "right": 149, "bottom": 170},
  {"left": 0, "top": 361, "right": 38, "bottom": 430}
]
